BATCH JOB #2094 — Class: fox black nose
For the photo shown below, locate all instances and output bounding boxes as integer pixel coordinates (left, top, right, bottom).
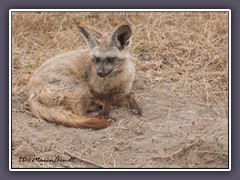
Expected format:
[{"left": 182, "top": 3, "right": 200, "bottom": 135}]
[
  {"left": 97, "top": 71, "right": 104, "bottom": 76},
  {"left": 97, "top": 68, "right": 112, "bottom": 78},
  {"left": 97, "top": 70, "right": 106, "bottom": 78}
]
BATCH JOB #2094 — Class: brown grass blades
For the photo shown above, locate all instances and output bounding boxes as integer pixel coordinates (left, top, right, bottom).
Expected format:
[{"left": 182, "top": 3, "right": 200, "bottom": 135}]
[{"left": 12, "top": 11, "right": 228, "bottom": 113}]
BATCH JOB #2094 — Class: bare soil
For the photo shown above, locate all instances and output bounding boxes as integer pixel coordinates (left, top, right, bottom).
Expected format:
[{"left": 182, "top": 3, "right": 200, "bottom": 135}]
[
  {"left": 12, "top": 81, "right": 228, "bottom": 168},
  {"left": 11, "top": 11, "right": 229, "bottom": 169}
]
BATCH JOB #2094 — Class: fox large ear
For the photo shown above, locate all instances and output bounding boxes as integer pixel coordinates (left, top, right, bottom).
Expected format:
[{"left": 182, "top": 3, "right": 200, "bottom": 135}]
[
  {"left": 111, "top": 25, "right": 132, "bottom": 50},
  {"left": 79, "top": 27, "right": 99, "bottom": 49}
]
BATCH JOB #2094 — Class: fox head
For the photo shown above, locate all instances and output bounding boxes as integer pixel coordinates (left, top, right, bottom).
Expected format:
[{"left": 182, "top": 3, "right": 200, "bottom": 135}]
[{"left": 79, "top": 25, "right": 132, "bottom": 78}]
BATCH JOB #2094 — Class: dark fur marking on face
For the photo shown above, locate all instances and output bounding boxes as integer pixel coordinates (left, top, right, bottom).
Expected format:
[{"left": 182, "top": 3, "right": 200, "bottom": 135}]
[{"left": 83, "top": 71, "right": 89, "bottom": 81}]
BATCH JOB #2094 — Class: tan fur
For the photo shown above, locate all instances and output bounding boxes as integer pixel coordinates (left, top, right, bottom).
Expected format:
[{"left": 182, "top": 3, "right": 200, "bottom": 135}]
[{"left": 26, "top": 25, "right": 141, "bottom": 130}]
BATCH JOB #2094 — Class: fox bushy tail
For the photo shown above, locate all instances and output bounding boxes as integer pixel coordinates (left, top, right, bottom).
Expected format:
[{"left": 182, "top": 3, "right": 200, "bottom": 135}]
[{"left": 27, "top": 94, "right": 111, "bottom": 130}]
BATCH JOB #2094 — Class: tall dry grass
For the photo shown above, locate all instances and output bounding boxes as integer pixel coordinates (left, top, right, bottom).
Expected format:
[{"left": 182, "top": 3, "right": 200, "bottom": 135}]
[{"left": 12, "top": 11, "right": 228, "bottom": 109}]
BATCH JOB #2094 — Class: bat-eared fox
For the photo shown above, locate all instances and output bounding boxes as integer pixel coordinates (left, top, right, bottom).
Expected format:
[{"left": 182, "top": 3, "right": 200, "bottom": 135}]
[{"left": 26, "top": 25, "right": 142, "bottom": 130}]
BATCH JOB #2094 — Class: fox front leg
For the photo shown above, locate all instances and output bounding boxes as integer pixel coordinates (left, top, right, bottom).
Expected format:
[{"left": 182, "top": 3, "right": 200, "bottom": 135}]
[
  {"left": 98, "top": 98, "right": 112, "bottom": 117},
  {"left": 116, "top": 95, "right": 143, "bottom": 115},
  {"left": 91, "top": 93, "right": 113, "bottom": 118},
  {"left": 96, "top": 97, "right": 117, "bottom": 123}
]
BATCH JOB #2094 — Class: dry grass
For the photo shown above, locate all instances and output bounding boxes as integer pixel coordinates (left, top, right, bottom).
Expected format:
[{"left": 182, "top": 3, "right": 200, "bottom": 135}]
[{"left": 12, "top": 11, "right": 228, "bottom": 109}]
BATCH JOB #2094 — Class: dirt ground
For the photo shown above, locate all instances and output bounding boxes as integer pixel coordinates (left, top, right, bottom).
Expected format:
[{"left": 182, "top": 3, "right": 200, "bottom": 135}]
[{"left": 11, "top": 11, "right": 229, "bottom": 169}]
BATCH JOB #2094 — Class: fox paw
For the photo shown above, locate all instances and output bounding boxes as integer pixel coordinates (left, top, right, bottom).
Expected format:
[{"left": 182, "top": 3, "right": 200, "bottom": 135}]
[
  {"left": 96, "top": 115, "right": 116, "bottom": 123},
  {"left": 132, "top": 108, "right": 143, "bottom": 116},
  {"left": 107, "top": 117, "right": 117, "bottom": 123}
]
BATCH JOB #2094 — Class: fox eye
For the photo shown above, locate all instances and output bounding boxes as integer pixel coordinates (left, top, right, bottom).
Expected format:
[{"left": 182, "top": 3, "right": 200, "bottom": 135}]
[
  {"left": 93, "top": 57, "right": 100, "bottom": 63},
  {"left": 106, "top": 57, "right": 115, "bottom": 63}
]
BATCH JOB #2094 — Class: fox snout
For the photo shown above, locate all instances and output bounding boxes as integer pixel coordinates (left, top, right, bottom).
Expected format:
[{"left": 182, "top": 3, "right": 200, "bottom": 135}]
[{"left": 97, "top": 67, "right": 113, "bottom": 78}]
